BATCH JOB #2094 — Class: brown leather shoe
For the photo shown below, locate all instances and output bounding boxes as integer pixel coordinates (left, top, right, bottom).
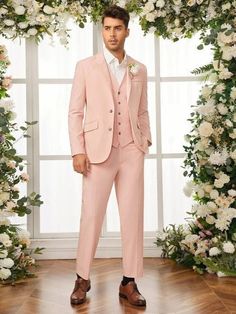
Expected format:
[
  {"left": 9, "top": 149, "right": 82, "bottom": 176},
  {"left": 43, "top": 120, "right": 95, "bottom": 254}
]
[
  {"left": 119, "top": 281, "right": 146, "bottom": 307},
  {"left": 70, "top": 277, "right": 91, "bottom": 305}
]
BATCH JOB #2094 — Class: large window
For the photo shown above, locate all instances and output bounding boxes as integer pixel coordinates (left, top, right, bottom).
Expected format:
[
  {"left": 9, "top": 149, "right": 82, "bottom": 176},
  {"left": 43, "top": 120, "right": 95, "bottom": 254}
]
[{"left": 1, "top": 18, "right": 212, "bottom": 257}]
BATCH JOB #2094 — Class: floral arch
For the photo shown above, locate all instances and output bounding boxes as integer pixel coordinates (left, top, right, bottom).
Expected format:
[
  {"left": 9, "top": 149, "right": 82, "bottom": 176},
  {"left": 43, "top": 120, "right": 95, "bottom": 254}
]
[{"left": 0, "top": 0, "right": 236, "bottom": 282}]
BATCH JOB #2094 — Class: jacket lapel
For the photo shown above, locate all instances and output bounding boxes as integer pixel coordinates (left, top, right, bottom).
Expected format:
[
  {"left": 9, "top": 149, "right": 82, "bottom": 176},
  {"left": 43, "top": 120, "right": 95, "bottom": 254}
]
[{"left": 126, "top": 55, "right": 132, "bottom": 105}]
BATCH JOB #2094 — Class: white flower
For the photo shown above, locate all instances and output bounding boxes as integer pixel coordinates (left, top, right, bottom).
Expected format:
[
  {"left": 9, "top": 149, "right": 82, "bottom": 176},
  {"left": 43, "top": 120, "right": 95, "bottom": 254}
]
[
  {"left": 156, "top": 231, "right": 168, "bottom": 241},
  {"left": 217, "top": 271, "right": 227, "bottom": 277},
  {"left": 201, "top": 86, "right": 211, "bottom": 99},
  {"left": 222, "top": 241, "right": 235, "bottom": 254},
  {"left": 229, "top": 129, "right": 236, "bottom": 139},
  {"left": 206, "top": 215, "right": 216, "bottom": 224},
  {"left": 43, "top": 5, "right": 54, "bottom": 15},
  {"left": 146, "top": 12, "right": 156, "bottom": 22},
  {"left": 230, "top": 87, "right": 236, "bottom": 100},
  {"left": 225, "top": 119, "right": 233, "bottom": 127},
  {"left": 219, "top": 67, "right": 233, "bottom": 80},
  {"left": 15, "top": 5, "right": 25, "bottom": 15},
  {"left": 0, "top": 268, "right": 11, "bottom": 280},
  {"left": 0, "top": 99, "right": 14, "bottom": 112},
  {"left": 207, "top": 201, "right": 217, "bottom": 210},
  {"left": 198, "top": 121, "right": 213, "bottom": 137},
  {"left": 0, "top": 8, "right": 8, "bottom": 15},
  {"left": 20, "top": 172, "right": 30, "bottom": 182},
  {"left": 17, "top": 229, "right": 31, "bottom": 246},
  {"left": 217, "top": 103, "right": 228, "bottom": 115},
  {"left": 0, "top": 192, "right": 10, "bottom": 202},
  {"left": 183, "top": 181, "right": 194, "bottom": 197},
  {"left": 0, "top": 217, "right": 11, "bottom": 226},
  {"left": 156, "top": 0, "right": 165, "bottom": 8},
  {"left": 209, "top": 247, "right": 221, "bottom": 256},
  {"left": 3, "top": 19, "right": 15, "bottom": 26},
  {"left": 0, "top": 232, "right": 12, "bottom": 247},
  {"left": 0, "top": 250, "right": 8, "bottom": 258},
  {"left": 27, "top": 28, "right": 37, "bottom": 36},
  {"left": 228, "top": 189, "right": 236, "bottom": 197},
  {"left": 214, "top": 83, "right": 225, "bottom": 93},
  {"left": 128, "top": 63, "right": 140, "bottom": 76},
  {"left": 0, "top": 258, "right": 14, "bottom": 268},
  {"left": 18, "top": 22, "right": 28, "bottom": 29},
  {"left": 222, "top": 3, "right": 231, "bottom": 11},
  {"left": 187, "top": 0, "right": 196, "bottom": 6},
  {"left": 209, "top": 149, "right": 228, "bottom": 165}
]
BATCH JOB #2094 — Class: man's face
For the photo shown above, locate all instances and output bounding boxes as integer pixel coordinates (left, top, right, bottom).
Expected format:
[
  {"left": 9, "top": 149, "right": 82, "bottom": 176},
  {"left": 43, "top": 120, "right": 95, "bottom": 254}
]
[{"left": 102, "top": 17, "right": 129, "bottom": 52}]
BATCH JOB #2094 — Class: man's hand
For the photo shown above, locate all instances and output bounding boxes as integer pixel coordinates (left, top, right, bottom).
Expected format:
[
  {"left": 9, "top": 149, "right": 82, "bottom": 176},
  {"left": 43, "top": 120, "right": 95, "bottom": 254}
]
[{"left": 73, "top": 154, "right": 90, "bottom": 175}]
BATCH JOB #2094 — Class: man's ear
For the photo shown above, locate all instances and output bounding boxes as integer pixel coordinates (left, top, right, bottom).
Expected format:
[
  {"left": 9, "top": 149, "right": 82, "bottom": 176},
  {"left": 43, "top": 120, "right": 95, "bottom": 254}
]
[{"left": 126, "top": 28, "right": 130, "bottom": 38}]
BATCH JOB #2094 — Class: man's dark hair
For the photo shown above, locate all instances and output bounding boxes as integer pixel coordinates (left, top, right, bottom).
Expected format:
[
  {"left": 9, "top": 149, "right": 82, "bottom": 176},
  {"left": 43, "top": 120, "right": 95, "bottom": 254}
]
[{"left": 102, "top": 5, "right": 130, "bottom": 28}]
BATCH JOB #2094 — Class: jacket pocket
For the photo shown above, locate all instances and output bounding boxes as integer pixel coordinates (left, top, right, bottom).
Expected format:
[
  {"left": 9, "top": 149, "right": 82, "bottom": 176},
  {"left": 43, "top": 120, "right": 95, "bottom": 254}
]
[{"left": 83, "top": 120, "right": 98, "bottom": 132}]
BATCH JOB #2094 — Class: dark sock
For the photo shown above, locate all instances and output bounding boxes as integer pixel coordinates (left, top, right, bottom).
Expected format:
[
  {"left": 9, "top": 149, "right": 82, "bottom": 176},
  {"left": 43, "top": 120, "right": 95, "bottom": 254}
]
[{"left": 122, "top": 276, "right": 135, "bottom": 286}]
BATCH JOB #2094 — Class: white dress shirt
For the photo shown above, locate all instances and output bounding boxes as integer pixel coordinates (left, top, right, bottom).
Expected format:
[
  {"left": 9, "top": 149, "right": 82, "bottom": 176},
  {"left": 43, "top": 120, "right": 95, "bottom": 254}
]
[{"left": 103, "top": 46, "right": 127, "bottom": 85}]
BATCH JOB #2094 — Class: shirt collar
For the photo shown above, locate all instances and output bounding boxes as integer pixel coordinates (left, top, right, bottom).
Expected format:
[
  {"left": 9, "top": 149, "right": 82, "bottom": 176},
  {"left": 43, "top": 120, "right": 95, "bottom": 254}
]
[{"left": 103, "top": 46, "right": 127, "bottom": 67}]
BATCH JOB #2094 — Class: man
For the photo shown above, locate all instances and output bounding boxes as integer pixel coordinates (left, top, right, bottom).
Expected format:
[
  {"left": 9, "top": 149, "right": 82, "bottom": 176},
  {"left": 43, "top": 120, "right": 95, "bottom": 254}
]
[{"left": 68, "top": 5, "right": 152, "bottom": 307}]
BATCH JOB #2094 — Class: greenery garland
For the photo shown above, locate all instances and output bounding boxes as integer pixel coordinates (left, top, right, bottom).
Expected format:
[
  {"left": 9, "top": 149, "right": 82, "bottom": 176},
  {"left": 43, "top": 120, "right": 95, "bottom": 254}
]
[
  {"left": 0, "top": 0, "right": 236, "bottom": 277},
  {"left": 0, "top": 44, "right": 43, "bottom": 284}
]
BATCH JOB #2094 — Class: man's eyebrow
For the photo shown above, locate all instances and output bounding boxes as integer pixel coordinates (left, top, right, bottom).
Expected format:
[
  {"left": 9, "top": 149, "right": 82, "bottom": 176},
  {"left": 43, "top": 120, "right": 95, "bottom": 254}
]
[{"left": 104, "top": 25, "right": 123, "bottom": 28}]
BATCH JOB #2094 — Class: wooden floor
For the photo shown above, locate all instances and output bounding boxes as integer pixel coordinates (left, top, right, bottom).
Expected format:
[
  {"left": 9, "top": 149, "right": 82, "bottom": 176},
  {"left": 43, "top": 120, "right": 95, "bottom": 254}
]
[{"left": 1, "top": 258, "right": 236, "bottom": 314}]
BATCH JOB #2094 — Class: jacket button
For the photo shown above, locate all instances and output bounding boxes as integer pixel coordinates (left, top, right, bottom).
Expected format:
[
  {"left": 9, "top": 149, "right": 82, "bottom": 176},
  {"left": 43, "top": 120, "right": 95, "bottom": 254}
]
[
  {"left": 108, "top": 128, "right": 112, "bottom": 131},
  {"left": 118, "top": 91, "right": 120, "bottom": 95},
  {"left": 109, "top": 109, "right": 113, "bottom": 113}
]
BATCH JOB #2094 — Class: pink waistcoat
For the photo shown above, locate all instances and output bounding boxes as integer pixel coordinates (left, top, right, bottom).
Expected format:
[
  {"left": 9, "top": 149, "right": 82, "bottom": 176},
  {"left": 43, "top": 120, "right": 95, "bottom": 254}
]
[{"left": 108, "top": 69, "right": 134, "bottom": 148}]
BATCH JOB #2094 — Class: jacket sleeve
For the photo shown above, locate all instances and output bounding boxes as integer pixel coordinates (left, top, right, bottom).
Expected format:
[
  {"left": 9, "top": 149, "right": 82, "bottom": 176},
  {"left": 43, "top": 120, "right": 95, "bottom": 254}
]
[
  {"left": 138, "top": 65, "right": 152, "bottom": 147},
  {"left": 68, "top": 61, "right": 86, "bottom": 157}
]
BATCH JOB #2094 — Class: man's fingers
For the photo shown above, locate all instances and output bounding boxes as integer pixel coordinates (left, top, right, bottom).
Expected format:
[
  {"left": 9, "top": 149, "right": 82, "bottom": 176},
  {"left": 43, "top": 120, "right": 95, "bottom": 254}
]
[{"left": 86, "top": 158, "right": 90, "bottom": 171}]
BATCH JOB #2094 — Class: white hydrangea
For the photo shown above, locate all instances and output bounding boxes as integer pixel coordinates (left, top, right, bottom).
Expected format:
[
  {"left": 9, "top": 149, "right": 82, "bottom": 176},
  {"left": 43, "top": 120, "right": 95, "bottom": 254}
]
[
  {"left": 222, "top": 241, "right": 235, "bottom": 254},
  {"left": 0, "top": 258, "right": 14, "bottom": 268},
  {"left": 0, "top": 232, "right": 12, "bottom": 247},
  {"left": 209, "top": 149, "right": 228, "bottom": 165},
  {"left": 209, "top": 247, "right": 221, "bottom": 256},
  {"left": 0, "top": 267, "right": 11, "bottom": 280}
]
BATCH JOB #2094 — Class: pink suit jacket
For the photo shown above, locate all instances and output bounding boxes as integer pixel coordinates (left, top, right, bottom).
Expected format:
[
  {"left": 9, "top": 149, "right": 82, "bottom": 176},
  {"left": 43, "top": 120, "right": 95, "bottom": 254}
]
[{"left": 68, "top": 52, "right": 152, "bottom": 164}]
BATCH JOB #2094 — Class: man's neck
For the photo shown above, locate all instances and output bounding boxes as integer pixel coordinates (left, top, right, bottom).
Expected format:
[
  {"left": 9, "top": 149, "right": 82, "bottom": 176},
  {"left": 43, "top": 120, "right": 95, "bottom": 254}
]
[{"left": 109, "top": 49, "right": 125, "bottom": 64}]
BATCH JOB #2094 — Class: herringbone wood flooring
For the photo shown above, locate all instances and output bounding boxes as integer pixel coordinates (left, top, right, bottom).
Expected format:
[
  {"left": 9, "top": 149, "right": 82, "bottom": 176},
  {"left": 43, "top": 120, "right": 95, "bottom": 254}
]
[{"left": 0, "top": 258, "right": 236, "bottom": 314}]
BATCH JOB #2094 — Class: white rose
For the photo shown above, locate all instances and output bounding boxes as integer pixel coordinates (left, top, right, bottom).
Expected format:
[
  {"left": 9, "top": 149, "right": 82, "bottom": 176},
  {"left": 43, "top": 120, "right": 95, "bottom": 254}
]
[
  {"left": 230, "top": 87, "right": 236, "bottom": 100},
  {"left": 0, "top": 8, "right": 8, "bottom": 15},
  {"left": 222, "top": 3, "right": 231, "bottom": 11},
  {"left": 18, "top": 22, "right": 28, "bottom": 29},
  {"left": 0, "top": 232, "right": 12, "bottom": 247},
  {"left": 146, "top": 12, "right": 156, "bottom": 22},
  {"left": 15, "top": 5, "right": 25, "bottom": 15},
  {"left": 206, "top": 215, "right": 216, "bottom": 224},
  {"left": 204, "top": 184, "right": 213, "bottom": 193},
  {"left": 225, "top": 119, "right": 233, "bottom": 127},
  {"left": 0, "top": 258, "right": 14, "bottom": 268},
  {"left": 27, "top": 28, "right": 37, "bottom": 36},
  {"left": 0, "top": 250, "right": 8, "bottom": 258},
  {"left": 209, "top": 247, "right": 221, "bottom": 256},
  {"left": 229, "top": 129, "right": 236, "bottom": 139},
  {"left": 17, "top": 229, "right": 31, "bottom": 246},
  {"left": 156, "top": 0, "right": 165, "bottom": 8},
  {"left": 230, "top": 150, "right": 236, "bottom": 160},
  {"left": 207, "top": 201, "right": 217, "bottom": 209},
  {"left": 198, "top": 121, "right": 214, "bottom": 137},
  {"left": 0, "top": 192, "right": 10, "bottom": 202},
  {"left": 3, "top": 19, "right": 15, "bottom": 26},
  {"left": 228, "top": 189, "right": 236, "bottom": 197},
  {"left": 0, "top": 268, "right": 11, "bottom": 280},
  {"left": 222, "top": 241, "right": 235, "bottom": 253},
  {"left": 187, "top": 0, "right": 196, "bottom": 6},
  {"left": 43, "top": 5, "right": 54, "bottom": 14},
  {"left": 210, "top": 189, "right": 219, "bottom": 199},
  {"left": 0, "top": 217, "right": 11, "bottom": 226},
  {"left": 217, "top": 103, "right": 228, "bottom": 115}
]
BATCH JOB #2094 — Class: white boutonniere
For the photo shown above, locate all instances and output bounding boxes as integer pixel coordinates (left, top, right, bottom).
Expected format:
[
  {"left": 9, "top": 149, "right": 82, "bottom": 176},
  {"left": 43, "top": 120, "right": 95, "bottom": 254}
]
[{"left": 128, "top": 62, "right": 140, "bottom": 78}]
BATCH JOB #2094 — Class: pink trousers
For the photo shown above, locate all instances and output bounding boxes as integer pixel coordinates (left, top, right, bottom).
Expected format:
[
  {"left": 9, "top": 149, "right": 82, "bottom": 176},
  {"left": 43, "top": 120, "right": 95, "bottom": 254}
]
[{"left": 76, "top": 142, "right": 145, "bottom": 280}]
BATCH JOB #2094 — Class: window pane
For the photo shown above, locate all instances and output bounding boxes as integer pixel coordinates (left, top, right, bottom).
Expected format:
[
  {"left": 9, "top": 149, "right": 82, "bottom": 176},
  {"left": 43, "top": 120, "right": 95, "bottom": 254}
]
[
  {"left": 106, "top": 159, "right": 158, "bottom": 232},
  {"left": 162, "top": 158, "right": 193, "bottom": 227},
  {"left": 39, "top": 84, "right": 71, "bottom": 155},
  {"left": 40, "top": 160, "right": 82, "bottom": 233},
  {"left": 161, "top": 81, "right": 201, "bottom": 153},
  {"left": 0, "top": 36, "right": 26, "bottom": 78},
  {"left": 38, "top": 20, "right": 93, "bottom": 78},
  {"left": 160, "top": 33, "right": 212, "bottom": 77},
  {"left": 9, "top": 84, "right": 27, "bottom": 155},
  {"left": 125, "top": 19, "right": 155, "bottom": 76}
]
